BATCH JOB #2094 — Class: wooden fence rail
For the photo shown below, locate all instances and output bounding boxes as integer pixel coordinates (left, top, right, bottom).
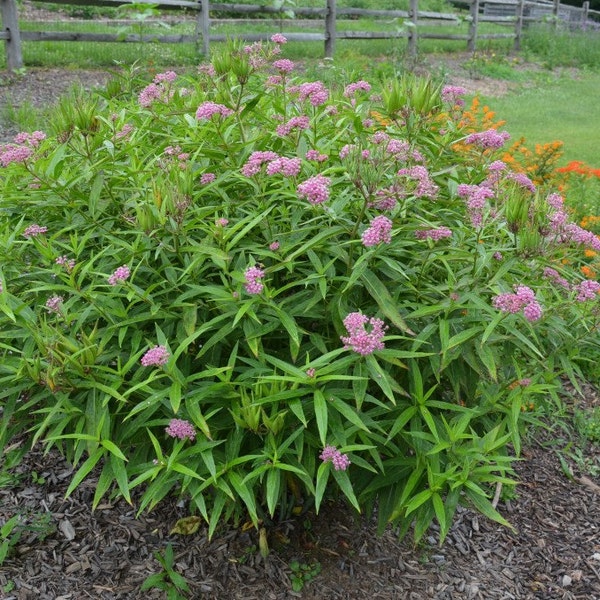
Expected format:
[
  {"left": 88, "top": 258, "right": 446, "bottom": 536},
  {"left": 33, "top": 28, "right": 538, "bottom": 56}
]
[{"left": 1, "top": 0, "right": 599, "bottom": 71}]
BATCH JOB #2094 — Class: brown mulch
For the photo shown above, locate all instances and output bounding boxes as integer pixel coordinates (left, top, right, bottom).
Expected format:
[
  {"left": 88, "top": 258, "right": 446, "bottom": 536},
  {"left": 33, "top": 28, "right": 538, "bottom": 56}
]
[{"left": 2, "top": 383, "right": 600, "bottom": 600}]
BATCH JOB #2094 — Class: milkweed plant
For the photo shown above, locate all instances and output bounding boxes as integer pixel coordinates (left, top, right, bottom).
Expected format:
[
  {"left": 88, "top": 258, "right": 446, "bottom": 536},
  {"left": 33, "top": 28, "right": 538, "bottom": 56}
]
[{"left": 1, "top": 38, "right": 599, "bottom": 544}]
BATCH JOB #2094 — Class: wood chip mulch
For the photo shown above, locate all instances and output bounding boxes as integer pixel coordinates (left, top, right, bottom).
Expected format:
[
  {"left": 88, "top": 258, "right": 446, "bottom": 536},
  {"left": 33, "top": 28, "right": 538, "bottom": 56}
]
[{"left": 1, "top": 414, "right": 600, "bottom": 600}]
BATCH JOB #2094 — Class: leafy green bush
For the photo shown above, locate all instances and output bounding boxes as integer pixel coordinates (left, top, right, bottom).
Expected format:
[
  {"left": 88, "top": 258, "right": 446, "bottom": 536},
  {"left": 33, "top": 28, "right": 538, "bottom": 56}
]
[{"left": 1, "top": 39, "right": 599, "bottom": 543}]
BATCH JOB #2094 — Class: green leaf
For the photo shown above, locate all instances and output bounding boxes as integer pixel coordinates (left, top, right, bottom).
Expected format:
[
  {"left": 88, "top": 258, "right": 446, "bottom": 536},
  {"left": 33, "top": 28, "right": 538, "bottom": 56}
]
[
  {"left": 169, "top": 381, "right": 182, "bottom": 414},
  {"left": 431, "top": 492, "right": 446, "bottom": 536},
  {"left": 313, "top": 389, "right": 328, "bottom": 446},
  {"left": 228, "top": 471, "right": 258, "bottom": 526},
  {"left": 275, "top": 308, "right": 301, "bottom": 361},
  {"left": 266, "top": 468, "right": 281, "bottom": 517},
  {"left": 315, "top": 462, "right": 330, "bottom": 513},
  {"left": 109, "top": 453, "right": 132, "bottom": 505},
  {"left": 100, "top": 439, "right": 128, "bottom": 461},
  {"left": 464, "top": 487, "right": 515, "bottom": 531},
  {"left": 65, "top": 447, "right": 105, "bottom": 499},
  {"left": 332, "top": 468, "right": 361, "bottom": 512},
  {"left": 404, "top": 488, "right": 433, "bottom": 516},
  {"left": 330, "top": 396, "right": 371, "bottom": 433},
  {"left": 386, "top": 405, "right": 417, "bottom": 441},
  {"left": 360, "top": 271, "right": 414, "bottom": 335}
]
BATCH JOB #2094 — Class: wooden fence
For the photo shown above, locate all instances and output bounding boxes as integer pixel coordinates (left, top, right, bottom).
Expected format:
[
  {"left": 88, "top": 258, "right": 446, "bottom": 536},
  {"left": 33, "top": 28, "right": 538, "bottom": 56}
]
[{"left": 1, "top": 0, "right": 599, "bottom": 71}]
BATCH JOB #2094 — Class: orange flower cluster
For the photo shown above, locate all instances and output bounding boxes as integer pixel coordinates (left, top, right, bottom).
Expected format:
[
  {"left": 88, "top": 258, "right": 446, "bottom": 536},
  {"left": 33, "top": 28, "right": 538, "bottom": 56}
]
[
  {"left": 451, "top": 97, "right": 506, "bottom": 154},
  {"left": 501, "top": 139, "right": 564, "bottom": 186},
  {"left": 581, "top": 265, "right": 597, "bottom": 279},
  {"left": 457, "top": 96, "right": 506, "bottom": 132},
  {"left": 556, "top": 160, "right": 600, "bottom": 178}
]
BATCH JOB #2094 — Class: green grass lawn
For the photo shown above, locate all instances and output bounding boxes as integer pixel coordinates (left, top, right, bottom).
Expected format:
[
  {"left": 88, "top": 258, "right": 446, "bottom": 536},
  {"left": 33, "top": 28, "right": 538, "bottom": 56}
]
[{"left": 479, "top": 69, "right": 600, "bottom": 168}]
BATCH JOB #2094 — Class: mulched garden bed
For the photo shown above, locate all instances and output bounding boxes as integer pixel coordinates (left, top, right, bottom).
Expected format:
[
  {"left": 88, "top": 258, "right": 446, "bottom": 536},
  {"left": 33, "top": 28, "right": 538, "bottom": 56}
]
[{"left": 1, "top": 418, "right": 600, "bottom": 600}]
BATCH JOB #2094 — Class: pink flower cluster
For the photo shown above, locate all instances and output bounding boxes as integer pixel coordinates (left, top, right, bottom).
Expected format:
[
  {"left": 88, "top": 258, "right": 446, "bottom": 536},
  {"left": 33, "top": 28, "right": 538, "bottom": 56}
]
[
  {"left": 108, "top": 265, "right": 130, "bottom": 286},
  {"left": 45, "top": 295, "right": 63, "bottom": 314},
  {"left": 339, "top": 144, "right": 356, "bottom": 160},
  {"left": 340, "top": 312, "right": 387, "bottom": 355},
  {"left": 23, "top": 223, "right": 48, "bottom": 238},
  {"left": 265, "top": 156, "right": 302, "bottom": 176},
  {"left": 320, "top": 445, "right": 351, "bottom": 471},
  {"left": 141, "top": 345, "right": 170, "bottom": 367},
  {"left": 14, "top": 131, "right": 46, "bottom": 147},
  {"left": 272, "top": 59, "right": 295, "bottom": 73},
  {"left": 296, "top": 81, "right": 329, "bottom": 106},
  {"left": 493, "top": 285, "right": 542, "bottom": 322},
  {"left": 0, "top": 144, "right": 33, "bottom": 167},
  {"left": 563, "top": 223, "right": 600, "bottom": 251},
  {"left": 56, "top": 255, "right": 76, "bottom": 273},
  {"left": 196, "top": 101, "right": 234, "bottom": 120},
  {"left": 575, "top": 280, "right": 600, "bottom": 302},
  {"left": 163, "top": 145, "right": 190, "bottom": 170},
  {"left": 297, "top": 174, "right": 331, "bottom": 205},
  {"left": 115, "top": 123, "right": 134, "bottom": 140},
  {"left": 276, "top": 115, "right": 310, "bottom": 137},
  {"left": 542, "top": 267, "right": 570, "bottom": 290},
  {"left": 201, "top": 172, "right": 216, "bottom": 184},
  {"left": 465, "top": 129, "right": 511, "bottom": 150},
  {"left": 138, "top": 71, "right": 177, "bottom": 107},
  {"left": 0, "top": 131, "right": 44, "bottom": 167},
  {"left": 244, "top": 266, "right": 265, "bottom": 295},
  {"left": 242, "top": 151, "right": 301, "bottom": 178},
  {"left": 456, "top": 184, "right": 495, "bottom": 228},
  {"left": 441, "top": 85, "right": 467, "bottom": 106},
  {"left": 415, "top": 226, "right": 453, "bottom": 241},
  {"left": 508, "top": 172, "right": 536, "bottom": 193},
  {"left": 241, "top": 151, "right": 279, "bottom": 177},
  {"left": 271, "top": 33, "right": 287, "bottom": 44},
  {"left": 397, "top": 166, "right": 439, "bottom": 199},
  {"left": 344, "top": 80, "right": 372, "bottom": 97},
  {"left": 305, "top": 149, "right": 328, "bottom": 162},
  {"left": 165, "top": 418, "right": 196, "bottom": 441},
  {"left": 362, "top": 215, "right": 393, "bottom": 247}
]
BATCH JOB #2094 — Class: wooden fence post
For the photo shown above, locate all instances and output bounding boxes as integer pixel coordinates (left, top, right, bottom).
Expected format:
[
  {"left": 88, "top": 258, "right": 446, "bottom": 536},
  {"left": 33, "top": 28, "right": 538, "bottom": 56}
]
[
  {"left": 467, "top": 0, "right": 479, "bottom": 52},
  {"left": 514, "top": 0, "right": 525, "bottom": 51},
  {"left": 1, "top": 0, "right": 23, "bottom": 71},
  {"left": 407, "top": 0, "right": 418, "bottom": 57},
  {"left": 582, "top": 0, "right": 590, "bottom": 27},
  {"left": 552, "top": 0, "right": 560, "bottom": 27},
  {"left": 198, "top": 0, "right": 210, "bottom": 57},
  {"left": 325, "top": 0, "right": 336, "bottom": 58}
]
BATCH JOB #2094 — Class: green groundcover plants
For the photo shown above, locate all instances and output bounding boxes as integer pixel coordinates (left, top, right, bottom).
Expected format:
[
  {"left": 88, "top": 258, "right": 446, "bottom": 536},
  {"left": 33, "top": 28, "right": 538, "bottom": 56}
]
[{"left": 1, "top": 38, "right": 600, "bottom": 544}]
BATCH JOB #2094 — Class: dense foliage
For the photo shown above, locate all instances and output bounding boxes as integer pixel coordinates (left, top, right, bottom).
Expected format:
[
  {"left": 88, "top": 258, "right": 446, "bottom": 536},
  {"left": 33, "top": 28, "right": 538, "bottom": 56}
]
[{"left": 1, "top": 38, "right": 599, "bottom": 543}]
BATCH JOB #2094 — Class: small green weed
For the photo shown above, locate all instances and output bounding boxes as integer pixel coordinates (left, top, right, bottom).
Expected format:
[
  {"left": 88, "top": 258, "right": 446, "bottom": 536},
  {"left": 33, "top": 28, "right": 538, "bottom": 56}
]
[
  {"left": 0, "top": 511, "right": 55, "bottom": 565},
  {"left": 141, "top": 543, "right": 191, "bottom": 599},
  {"left": 289, "top": 559, "right": 322, "bottom": 592},
  {"left": 0, "top": 516, "right": 22, "bottom": 565},
  {"left": 574, "top": 406, "right": 600, "bottom": 446}
]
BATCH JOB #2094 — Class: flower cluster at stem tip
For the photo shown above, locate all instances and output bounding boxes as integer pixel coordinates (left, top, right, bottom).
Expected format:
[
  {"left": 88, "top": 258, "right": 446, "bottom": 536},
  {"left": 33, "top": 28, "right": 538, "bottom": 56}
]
[
  {"left": 165, "top": 418, "right": 196, "bottom": 441},
  {"left": 141, "top": 345, "right": 170, "bottom": 367},
  {"left": 341, "top": 312, "right": 387, "bottom": 355},
  {"left": 320, "top": 445, "right": 351, "bottom": 471},
  {"left": 244, "top": 266, "right": 265, "bottom": 295},
  {"left": 493, "top": 285, "right": 543, "bottom": 322}
]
